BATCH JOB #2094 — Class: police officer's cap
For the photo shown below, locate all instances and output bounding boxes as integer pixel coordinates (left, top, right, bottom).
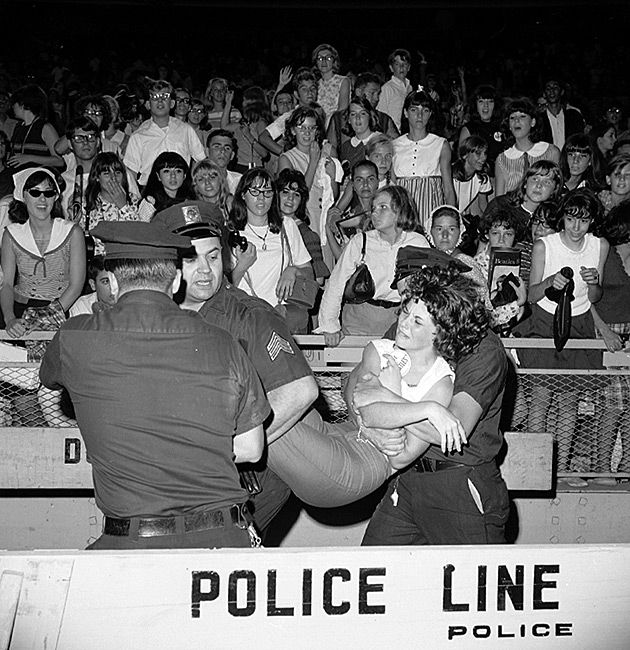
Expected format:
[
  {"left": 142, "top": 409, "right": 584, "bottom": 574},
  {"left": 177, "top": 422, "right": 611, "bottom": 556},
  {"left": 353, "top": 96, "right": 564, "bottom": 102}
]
[
  {"left": 391, "top": 246, "right": 471, "bottom": 289},
  {"left": 90, "top": 221, "right": 192, "bottom": 260},
  {"left": 172, "top": 222, "right": 223, "bottom": 240},
  {"left": 152, "top": 200, "right": 224, "bottom": 234}
]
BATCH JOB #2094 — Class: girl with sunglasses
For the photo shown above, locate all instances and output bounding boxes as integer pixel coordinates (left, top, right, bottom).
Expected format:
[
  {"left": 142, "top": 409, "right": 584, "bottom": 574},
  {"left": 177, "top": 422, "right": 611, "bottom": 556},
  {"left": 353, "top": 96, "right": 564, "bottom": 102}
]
[
  {"left": 228, "top": 168, "right": 313, "bottom": 333},
  {"left": 1, "top": 168, "right": 85, "bottom": 337}
]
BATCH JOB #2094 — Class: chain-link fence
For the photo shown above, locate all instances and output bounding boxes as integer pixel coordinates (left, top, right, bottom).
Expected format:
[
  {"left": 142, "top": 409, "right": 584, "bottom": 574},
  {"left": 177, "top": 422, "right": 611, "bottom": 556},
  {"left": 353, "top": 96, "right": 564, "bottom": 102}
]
[{"left": 2, "top": 333, "right": 629, "bottom": 482}]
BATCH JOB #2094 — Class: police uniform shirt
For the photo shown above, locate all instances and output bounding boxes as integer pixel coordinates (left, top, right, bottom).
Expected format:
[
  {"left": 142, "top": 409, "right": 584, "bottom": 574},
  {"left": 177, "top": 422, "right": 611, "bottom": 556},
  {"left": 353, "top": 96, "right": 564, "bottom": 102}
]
[
  {"left": 198, "top": 281, "right": 313, "bottom": 393},
  {"left": 40, "top": 290, "right": 270, "bottom": 518}
]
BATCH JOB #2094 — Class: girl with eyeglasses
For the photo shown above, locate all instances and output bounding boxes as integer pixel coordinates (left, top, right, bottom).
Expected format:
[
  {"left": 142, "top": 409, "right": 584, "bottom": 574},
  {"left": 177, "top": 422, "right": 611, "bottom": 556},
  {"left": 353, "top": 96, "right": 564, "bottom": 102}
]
[
  {"left": 312, "top": 43, "right": 350, "bottom": 128},
  {"left": 228, "top": 168, "right": 313, "bottom": 334},
  {"left": 137, "top": 152, "right": 195, "bottom": 221}
]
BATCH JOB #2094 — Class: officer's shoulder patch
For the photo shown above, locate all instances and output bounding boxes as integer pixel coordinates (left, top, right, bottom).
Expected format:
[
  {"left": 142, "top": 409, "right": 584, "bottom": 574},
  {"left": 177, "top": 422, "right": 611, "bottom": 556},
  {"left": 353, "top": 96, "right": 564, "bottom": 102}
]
[{"left": 266, "top": 331, "right": 294, "bottom": 361}]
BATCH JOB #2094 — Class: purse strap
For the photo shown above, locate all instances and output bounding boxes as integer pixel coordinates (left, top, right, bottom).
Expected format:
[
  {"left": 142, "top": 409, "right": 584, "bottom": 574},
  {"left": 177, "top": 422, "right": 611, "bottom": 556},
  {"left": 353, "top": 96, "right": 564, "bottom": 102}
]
[
  {"left": 280, "top": 224, "right": 294, "bottom": 271},
  {"left": 359, "top": 231, "right": 367, "bottom": 263}
]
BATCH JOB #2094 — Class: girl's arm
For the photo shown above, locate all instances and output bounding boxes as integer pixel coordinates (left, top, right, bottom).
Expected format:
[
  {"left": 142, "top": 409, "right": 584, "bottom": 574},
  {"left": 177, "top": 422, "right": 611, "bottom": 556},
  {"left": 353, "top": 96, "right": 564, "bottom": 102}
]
[
  {"left": 0, "top": 232, "right": 25, "bottom": 337},
  {"left": 439, "top": 141, "right": 457, "bottom": 207},
  {"left": 527, "top": 238, "right": 569, "bottom": 304},
  {"left": 56, "top": 227, "right": 86, "bottom": 311},
  {"left": 458, "top": 125, "right": 471, "bottom": 151},
  {"left": 494, "top": 157, "right": 506, "bottom": 196},
  {"left": 584, "top": 238, "right": 609, "bottom": 304},
  {"left": 337, "top": 77, "right": 351, "bottom": 113},
  {"left": 591, "top": 304, "right": 622, "bottom": 352},
  {"left": 547, "top": 144, "right": 561, "bottom": 164},
  {"left": 9, "top": 123, "right": 64, "bottom": 169},
  {"left": 220, "top": 90, "right": 235, "bottom": 128}
]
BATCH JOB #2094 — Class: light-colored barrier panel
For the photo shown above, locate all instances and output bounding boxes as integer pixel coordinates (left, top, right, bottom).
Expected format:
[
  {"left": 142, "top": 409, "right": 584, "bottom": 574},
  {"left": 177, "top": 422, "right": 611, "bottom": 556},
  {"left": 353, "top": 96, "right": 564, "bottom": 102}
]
[
  {"left": 0, "top": 428, "right": 90, "bottom": 489},
  {"left": 0, "top": 545, "right": 629, "bottom": 649},
  {"left": 0, "top": 427, "right": 551, "bottom": 492}
]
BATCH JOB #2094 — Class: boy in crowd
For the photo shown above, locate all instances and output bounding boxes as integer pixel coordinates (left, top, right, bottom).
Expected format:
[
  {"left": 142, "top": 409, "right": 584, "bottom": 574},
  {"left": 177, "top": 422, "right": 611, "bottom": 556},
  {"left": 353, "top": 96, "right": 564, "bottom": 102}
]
[
  {"left": 124, "top": 79, "right": 205, "bottom": 187},
  {"left": 69, "top": 256, "right": 116, "bottom": 316},
  {"left": 377, "top": 48, "right": 413, "bottom": 131}
]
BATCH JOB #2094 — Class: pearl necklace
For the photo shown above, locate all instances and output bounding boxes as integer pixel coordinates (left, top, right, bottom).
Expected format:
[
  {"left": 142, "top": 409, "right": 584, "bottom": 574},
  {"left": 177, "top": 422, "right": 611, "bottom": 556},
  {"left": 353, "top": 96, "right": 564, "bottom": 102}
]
[{"left": 247, "top": 222, "right": 270, "bottom": 251}]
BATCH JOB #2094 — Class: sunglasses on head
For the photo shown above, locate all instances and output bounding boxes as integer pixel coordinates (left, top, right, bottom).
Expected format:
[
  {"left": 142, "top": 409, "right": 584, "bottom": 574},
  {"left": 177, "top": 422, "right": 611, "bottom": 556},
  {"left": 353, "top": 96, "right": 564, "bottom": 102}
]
[{"left": 27, "top": 189, "right": 57, "bottom": 198}]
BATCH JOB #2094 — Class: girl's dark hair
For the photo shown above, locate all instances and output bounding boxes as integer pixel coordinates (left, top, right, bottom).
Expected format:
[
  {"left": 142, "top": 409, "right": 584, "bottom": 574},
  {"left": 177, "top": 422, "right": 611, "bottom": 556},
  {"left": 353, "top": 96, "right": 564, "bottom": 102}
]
[
  {"left": 452, "top": 135, "right": 490, "bottom": 182},
  {"left": 531, "top": 201, "right": 558, "bottom": 231},
  {"left": 283, "top": 106, "right": 325, "bottom": 151},
  {"left": 142, "top": 151, "right": 195, "bottom": 212},
  {"left": 502, "top": 97, "right": 541, "bottom": 144},
  {"left": 478, "top": 209, "right": 527, "bottom": 244},
  {"left": 468, "top": 84, "right": 502, "bottom": 124},
  {"left": 341, "top": 96, "right": 379, "bottom": 138},
  {"left": 404, "top": 264, "right": 489, "bottom": 364},
  {"left": 277, "top": 168, "right": 310, "bottom": 225},
  {"left": 229, "top": 167, "right": 283, "bottom": 234},
  {"left": 0, "top": 130, "right": 10, "bottom": 163},
  {"left": 85, "top": 152, "right": 131, "bottom": 213},
  {"left": 600, "top": 202, "right": 630, "bottom": 246},
  {"left": 551, "top": 187, "right": 603, "bottom": 233},
  {"left": 560, "top": 133, "right": 597, "bottom": 189},
  {"left": 241, "top": 100, "right": 271, "bottom": 127},
  {"left": 8, "top": 170, "right": 64, "bottom": 223},
  {"left": 11, "top": 84, "right": 48, "bottom": 118},
  {"left": 401, "top": 90, "right": 436, "bottom": 134},
  {"left": 375, "top": 185, "right": 424, "bottom": 234},
  {"left": 74, "top": 94, "right": 112, "bottom": 131},
  {"left": 588, "top": 120, "right": 617, "bottom": 187}
]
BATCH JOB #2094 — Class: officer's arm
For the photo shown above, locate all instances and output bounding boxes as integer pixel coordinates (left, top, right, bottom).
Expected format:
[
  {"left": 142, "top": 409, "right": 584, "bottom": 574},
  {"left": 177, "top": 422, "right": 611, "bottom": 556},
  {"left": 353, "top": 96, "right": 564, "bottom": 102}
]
[
  {"left": 266, "top": 375, "right": 318, "bottom": 443},
  {"left": 233, "top": 424, "right": 265, "bottom": 463},
  {"left": 39, "top": 331, "right": 64, "bottom": 390}
]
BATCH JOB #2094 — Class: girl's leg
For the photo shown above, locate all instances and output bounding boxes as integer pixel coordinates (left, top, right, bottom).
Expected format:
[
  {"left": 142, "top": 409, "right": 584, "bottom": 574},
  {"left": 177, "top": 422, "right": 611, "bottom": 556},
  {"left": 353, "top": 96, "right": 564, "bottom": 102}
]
[{"left": 267, "top": 408, "right": 390, "bottom": 508}]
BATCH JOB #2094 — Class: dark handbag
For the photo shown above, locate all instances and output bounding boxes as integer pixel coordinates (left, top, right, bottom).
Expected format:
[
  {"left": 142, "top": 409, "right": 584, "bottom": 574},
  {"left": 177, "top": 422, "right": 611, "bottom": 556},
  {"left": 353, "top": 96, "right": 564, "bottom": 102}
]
[
  {"left": 343, "top": 232, "right": 375, "bottom": 304},
  {"left": 280, "top": 226, "right": 320, "bottom": 309}
]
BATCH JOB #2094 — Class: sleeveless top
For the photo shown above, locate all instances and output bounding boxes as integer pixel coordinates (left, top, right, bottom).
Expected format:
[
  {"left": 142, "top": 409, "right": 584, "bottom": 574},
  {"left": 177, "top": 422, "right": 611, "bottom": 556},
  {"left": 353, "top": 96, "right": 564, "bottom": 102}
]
[
  {"left": 465, "top": 119, "right": 504, "bottom": 167},
  {"left": 10, "top": 118, "right": 50, "bottom": 171},
  {"left": 495, "top": 141, "right": 555, "bottom": 193},
  {"left": 538, "top": 231, "right": 601, "bottom": 316},
  {"left": 6, "top": 219, "right": 76, "bottom": 303},
  {"left": 371, "top": 339, "right": 454, "bottom": 402},
  {"left": 595, "top": 246, "right": 630, "bottom": 324},
  {"left": 392, "top": 133, "right": 444, "bottom": 178},
  {"left": 317, "top": 74, "right": 347, "bottom": 125}
]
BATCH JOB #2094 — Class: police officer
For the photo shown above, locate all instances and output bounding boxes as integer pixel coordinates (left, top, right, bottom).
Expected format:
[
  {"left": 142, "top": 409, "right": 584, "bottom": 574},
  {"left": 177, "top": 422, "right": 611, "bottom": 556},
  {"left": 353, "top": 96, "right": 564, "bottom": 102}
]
[
  {"left": 40, "top": 221, "right": 269, "bottom": 549},
  {"left": 154, "top": 202, "right": 318, "bottom": 540}
]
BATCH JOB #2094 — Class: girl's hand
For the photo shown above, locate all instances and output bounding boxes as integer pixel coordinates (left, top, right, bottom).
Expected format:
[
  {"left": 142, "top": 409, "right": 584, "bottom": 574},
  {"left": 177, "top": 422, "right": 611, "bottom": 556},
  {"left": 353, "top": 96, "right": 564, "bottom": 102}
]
[
  {"left": 323, "top": 330, "right": 343, "bottom": 347},
  {"left": 379, "top": 354, "right": 402, "bottom": 394},
  {"left": 103, "top": 175, "right": 127, "bottom": 209},
  {"left": 276, "top": 266, "right": 298, "bottom": 302},
  {"left": 225, "top": 89, "right": 235, "bottom": 106},
  {"left": 598, "top": 323, "right": 623, "bottom": 352},
  {"left": 324, "top": 157, "right": 336, "bottom": 181},
  {"left": 234, "top": 241, "right": 257, "bottom": 270},
  {"left": 278, "top": 66, "right": 293, "bottom": 86},
  {"left": 308, "top": 141, "right": 321, "bottom": 162},
  {"left": 424, "top": 402, "right": 467, "bottom": 454},
  {"left": 7, "top": 154, "right": 29, "bottom": 168},
  {"left": 551, "top": 270, "right": 571, "bottom": 290},
  {"left": 580, "top": 266, "right": 599, "bottom": 285},
  {"left": 508, "top": 275, "right": 527, "bottom": 307},
  {"left": 5, "top": 317, "right": 29, "bottom": 338}
]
